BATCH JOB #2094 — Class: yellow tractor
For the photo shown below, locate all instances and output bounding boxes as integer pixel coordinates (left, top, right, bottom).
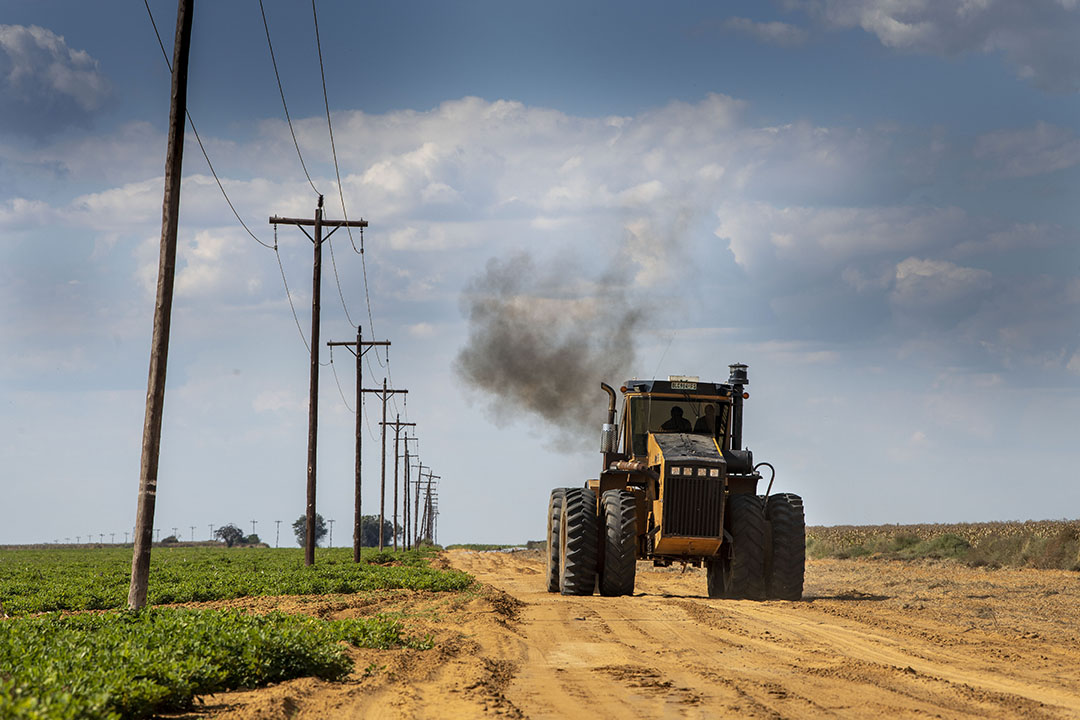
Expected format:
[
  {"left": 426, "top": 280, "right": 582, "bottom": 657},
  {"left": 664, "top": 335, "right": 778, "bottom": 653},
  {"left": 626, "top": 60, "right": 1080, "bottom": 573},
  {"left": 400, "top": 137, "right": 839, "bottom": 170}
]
[{"left": 545, "top": 364, "right": 804, "bottom": 599}]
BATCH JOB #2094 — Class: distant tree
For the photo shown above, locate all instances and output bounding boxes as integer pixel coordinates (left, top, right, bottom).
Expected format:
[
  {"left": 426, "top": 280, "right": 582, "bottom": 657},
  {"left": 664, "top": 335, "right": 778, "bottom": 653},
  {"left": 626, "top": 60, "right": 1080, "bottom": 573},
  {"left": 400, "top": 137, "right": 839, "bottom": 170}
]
[
  {"left": 214, "top": 524, "right": 245, "bottom": 548},
  {"left": 292, "top": 514, "right": 328, "bottom": 548},
  {"left": 359, "top": 515, "right": 397, "bottom": 547},
  {"left": 244, "top": 533, "right": 261, "bottom": 546},
  {"left": 161, "top": 535, "right": 179, "bottom": 544}
]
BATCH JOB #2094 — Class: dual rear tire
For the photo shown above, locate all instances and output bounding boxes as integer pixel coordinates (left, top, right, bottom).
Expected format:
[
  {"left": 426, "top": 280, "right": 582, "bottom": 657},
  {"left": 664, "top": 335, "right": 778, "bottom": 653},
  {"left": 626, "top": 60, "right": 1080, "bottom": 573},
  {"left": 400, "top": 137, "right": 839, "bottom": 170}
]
[
  {"left": 765, "top": 493, "right": 805, "bottom": 601},
  {"left": 545, "top": 489, "right": 567, "bottom": 593},
  {"left": 546, "top": 487, "right": 638, "bottom": 596},
  {"left": 599, "top": 489, "right": 637, "bottom": 597},
  {"left": 706, "top": 493, "right": 805, "bottom": 600},
  {"left": 558, "top": 487, "right": 599, "bottom": 595}
]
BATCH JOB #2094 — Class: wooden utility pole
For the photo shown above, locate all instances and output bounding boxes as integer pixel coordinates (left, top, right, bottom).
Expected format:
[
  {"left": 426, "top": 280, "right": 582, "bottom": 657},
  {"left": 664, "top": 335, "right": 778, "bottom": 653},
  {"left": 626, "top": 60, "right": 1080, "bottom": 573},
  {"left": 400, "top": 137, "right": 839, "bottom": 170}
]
[
  {"left": 359, "top": 380, "right": 407, "bottom": 550},
  {"left": 129, "top": 0, "right": 193, "bottom": 611},
  {"left": 270, "top": 199, "right": 367, "bottom": 566},
  {"left": 427, "top": 476, "right": 440, "bottom": 544},
  {"left": 419, "top": 470, "right": 439, "bottom": 544},
  {"left": 412, "top": 462, "right": 427, "bottom": 547},
  {"left": 403, "top": 435, "right": 418, "bottom": 550},
  {"left": 327, "top": 330, "right": 389, "bottom": 561},
  {"left": 380, "top": 415, "right": 415, "bottom": 552}
]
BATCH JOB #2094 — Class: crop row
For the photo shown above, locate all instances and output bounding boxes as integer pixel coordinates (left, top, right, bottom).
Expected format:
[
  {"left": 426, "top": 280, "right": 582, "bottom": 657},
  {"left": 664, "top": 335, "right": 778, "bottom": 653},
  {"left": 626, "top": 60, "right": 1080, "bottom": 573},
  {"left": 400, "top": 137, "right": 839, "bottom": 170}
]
[
  {"left": 0, "top": 608, "right": 428, "bottom": 720},
  {"left": 0, "top": 546, "right": 473, "bottom": 616}
]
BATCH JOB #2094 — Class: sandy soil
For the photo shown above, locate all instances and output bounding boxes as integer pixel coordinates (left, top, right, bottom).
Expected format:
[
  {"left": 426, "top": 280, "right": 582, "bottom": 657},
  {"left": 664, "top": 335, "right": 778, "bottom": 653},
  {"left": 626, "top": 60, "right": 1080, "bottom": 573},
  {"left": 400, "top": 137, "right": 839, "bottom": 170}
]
[{"left": 188, "top": 550, "right": 1080, "bottom": 719}]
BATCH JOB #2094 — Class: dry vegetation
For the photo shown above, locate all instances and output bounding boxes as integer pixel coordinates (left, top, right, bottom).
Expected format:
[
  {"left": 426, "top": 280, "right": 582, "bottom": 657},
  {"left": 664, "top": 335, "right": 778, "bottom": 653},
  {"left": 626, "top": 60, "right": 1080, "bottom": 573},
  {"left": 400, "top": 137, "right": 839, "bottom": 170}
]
[{"left": 807, "top": 519, "right": 1080, "bottom": 570}]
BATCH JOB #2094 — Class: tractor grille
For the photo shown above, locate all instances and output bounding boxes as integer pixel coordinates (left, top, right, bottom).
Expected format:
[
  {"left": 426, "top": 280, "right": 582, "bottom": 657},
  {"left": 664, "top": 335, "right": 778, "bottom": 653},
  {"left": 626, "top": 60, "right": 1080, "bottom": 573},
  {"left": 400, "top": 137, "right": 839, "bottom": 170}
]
[{"left": 663, "top": 475, "right": 724, "bottom": 537}]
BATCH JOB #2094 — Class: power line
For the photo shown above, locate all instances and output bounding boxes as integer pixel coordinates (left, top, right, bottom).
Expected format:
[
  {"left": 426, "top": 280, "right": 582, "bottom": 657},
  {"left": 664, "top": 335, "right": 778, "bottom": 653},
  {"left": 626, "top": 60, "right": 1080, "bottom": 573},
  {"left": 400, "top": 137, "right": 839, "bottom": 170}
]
[
  {"left": 328, "top": 346, "right": 355, "bottom": 413},
  {"left": 311, "top": 0, "right": 380, "bottom": 345},
  {"left": 145, "top": 1, "right": 320, "bottom": 360},
  {"left": 274, "top": 224, "right": 312, "bottom": 354},
  {"left": 143, "top": 0, "right": 273, "bottom": 251},
  {"left": 361, "top": 392, "right": 378, "bottom": 442},
  {"left": 326, "top": 235, "right": 356, "bottom": 326},
  {"left": 258, "top": 0, "right": 319, "bottom": 195}
]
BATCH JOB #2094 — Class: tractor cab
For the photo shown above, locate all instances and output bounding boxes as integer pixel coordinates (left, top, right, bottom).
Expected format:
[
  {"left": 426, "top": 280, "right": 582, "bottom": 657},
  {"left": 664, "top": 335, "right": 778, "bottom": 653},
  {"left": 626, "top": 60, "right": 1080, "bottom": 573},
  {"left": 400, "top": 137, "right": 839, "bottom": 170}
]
[{"left": 617, "top": 376, "right": 735, "bottom": 460}]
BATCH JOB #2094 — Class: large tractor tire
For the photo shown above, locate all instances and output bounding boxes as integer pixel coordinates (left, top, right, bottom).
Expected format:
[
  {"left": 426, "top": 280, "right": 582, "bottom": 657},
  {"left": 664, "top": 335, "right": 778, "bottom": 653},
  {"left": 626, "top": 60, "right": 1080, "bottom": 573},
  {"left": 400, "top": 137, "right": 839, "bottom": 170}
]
[
  {"left": 559, "top": 487, "right": 599, "bottom": 596},
  {"left": 599, "top": 489, "right": 637, "bottom": 597},
  {"left": 722, "top": 493, "right": 767, "bottom": 600},
  {"left": 765, "top": 493, "right": 805, "bottom": 600},
  {"left": 545, "top": 488, "right": 567, "bottom": 592}
]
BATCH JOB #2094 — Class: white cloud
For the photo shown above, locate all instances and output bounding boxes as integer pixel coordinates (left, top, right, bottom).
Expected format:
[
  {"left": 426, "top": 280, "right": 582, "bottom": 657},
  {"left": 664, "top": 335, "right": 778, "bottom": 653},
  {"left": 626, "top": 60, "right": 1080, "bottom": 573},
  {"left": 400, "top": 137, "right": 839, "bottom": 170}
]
[
  {"left": 407, "top": 322, "right": 436, "bottom": 338},
  {"left": 890, "top": 256, "right": 992, "bottom": 317},
  {"left": 0, "top": 197, "right": 52, "bottom": 230},
  {"left": 953, "top": 222, "right": 1076, "bottom": 256},
  {"left": 973, "top": 122, "right": 1080, "bottom": 178},
  {"left": 792, "top": 0, "right": 1080, "bottom": 92},
  {"left": 722, "top": 17, "right": 809, "bottom": 46},
  {"left": 8, "top": 94, "right": 1078, "bottom": 394},
  {"left": 0, "top": 24, "right": 110, "bottom": 136},
  {"left": 717, "top": 203, "right": 971, "bottom": 273},
  {"left": 253, "top": 388, "right": 305, "bottom": 414}
]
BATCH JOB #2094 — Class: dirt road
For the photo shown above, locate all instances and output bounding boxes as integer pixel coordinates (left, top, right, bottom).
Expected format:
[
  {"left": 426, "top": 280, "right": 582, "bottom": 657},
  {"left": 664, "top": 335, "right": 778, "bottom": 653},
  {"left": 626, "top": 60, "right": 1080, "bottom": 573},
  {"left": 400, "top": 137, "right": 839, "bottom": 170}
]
[{"left": 204, "top": 550, "right": 1080, "bottom": 719}]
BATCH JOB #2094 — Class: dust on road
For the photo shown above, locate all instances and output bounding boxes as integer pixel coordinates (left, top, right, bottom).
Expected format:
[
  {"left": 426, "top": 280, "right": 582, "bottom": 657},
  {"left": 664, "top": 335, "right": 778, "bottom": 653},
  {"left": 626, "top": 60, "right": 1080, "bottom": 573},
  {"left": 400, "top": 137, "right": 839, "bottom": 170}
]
[{"left": 200, "top": 550, "right": 1080, "bottom": 719}]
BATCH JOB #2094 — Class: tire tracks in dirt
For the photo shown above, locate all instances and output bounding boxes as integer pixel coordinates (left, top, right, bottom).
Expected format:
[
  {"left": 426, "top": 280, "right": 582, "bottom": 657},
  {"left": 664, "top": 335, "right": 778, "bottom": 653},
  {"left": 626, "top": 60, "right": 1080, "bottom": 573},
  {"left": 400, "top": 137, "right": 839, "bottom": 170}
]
[
  {"left": 190, "top": 550, "right": 1080, "bottom": 719},
  {"left": 448, "top": 549, "right": 1080, "bottom": 719}
]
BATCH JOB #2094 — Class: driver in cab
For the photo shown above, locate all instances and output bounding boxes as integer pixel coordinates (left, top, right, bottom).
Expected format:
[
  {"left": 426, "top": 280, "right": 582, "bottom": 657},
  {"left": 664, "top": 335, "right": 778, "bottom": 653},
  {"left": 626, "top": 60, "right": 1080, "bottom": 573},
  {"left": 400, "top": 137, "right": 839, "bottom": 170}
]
[
  {"left": 694, "top": 404, "right": 719, "bottom": 437},
  {"left": 660, "top": 406, "right": 692, "bottom": 432}
]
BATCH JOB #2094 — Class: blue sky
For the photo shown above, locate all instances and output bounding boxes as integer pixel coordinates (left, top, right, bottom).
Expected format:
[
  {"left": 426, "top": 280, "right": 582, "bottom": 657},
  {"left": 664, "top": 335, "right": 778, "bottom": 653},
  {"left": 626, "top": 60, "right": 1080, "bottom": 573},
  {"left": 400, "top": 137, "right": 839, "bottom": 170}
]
[{"left": 1, "top": 0, "right": 1079, "bottom": 546}]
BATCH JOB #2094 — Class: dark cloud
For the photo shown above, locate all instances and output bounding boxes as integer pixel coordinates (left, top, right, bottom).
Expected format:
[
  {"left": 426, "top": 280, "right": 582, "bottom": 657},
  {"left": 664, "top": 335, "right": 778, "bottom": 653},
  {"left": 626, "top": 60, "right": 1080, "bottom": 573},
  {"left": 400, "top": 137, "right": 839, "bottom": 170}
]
[{"left": 0, "top": 24, "right": 110, "bottom": 138}]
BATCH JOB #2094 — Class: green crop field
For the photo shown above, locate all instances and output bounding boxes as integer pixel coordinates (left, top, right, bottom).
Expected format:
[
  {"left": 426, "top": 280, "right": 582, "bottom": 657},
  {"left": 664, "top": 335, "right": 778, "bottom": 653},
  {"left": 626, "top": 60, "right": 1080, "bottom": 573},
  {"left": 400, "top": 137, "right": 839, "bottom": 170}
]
[
  {"left": 0, "top": 546, "right": 472, "bottom": 720},
  {"left": 0, "top": 608, "right": 429, "bottom": 720},
  {"left": 0, "top": 545, "right": 472, "bottom": 615}
]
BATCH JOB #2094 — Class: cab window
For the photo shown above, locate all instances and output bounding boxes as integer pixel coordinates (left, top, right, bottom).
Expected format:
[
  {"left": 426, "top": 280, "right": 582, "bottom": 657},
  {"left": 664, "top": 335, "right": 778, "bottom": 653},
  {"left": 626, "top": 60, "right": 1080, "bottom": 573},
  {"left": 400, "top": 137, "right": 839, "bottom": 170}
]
[{"left": 626, "top": 396, "right": 729, "bottom": 456}]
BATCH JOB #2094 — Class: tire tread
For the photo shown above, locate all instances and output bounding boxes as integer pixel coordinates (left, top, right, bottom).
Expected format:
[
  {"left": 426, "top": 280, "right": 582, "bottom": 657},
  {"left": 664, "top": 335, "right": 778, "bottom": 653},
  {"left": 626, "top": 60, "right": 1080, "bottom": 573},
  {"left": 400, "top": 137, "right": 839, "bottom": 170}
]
[
  {"left": 766, "top": 493, "right": 805, "bottom": 600},
  {"left": 559, "top": 487, "right": 598, "bottom": 596},
  {"left": 600, "top": 490, "right": 637, "bottom": 596}
]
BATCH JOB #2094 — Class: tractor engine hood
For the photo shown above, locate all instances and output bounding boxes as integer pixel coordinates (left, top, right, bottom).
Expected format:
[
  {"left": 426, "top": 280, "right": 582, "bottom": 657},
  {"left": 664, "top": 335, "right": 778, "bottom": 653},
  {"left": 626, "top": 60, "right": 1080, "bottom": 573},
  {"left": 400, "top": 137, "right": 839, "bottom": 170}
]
[
  {"left": 649, "top": 432, "right": 724, "bottom": 466},
  {"left": 648, "top": 432, "right": 755, "bottom": 474}
]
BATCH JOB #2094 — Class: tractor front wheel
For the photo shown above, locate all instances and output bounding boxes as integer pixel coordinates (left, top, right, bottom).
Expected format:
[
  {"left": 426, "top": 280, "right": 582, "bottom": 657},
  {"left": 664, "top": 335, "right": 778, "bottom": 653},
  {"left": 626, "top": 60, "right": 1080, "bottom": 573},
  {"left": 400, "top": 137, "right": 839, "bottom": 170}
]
[
  {"left": 545, "top": 488, "right": 567, "bottom": 592},
  {"left": 559, "top": 487, "right": 598, "bottom": 596},
  {"left": 599, "top": 489, "right": 637, "bottom": 596}
]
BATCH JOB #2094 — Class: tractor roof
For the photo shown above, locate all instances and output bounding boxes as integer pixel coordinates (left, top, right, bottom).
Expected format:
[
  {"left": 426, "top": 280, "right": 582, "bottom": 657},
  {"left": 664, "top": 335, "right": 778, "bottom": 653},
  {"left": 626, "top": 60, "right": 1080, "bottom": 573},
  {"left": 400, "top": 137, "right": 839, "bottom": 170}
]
[{"left": 622, "top": 378, "right": 733, "bottom": 396}]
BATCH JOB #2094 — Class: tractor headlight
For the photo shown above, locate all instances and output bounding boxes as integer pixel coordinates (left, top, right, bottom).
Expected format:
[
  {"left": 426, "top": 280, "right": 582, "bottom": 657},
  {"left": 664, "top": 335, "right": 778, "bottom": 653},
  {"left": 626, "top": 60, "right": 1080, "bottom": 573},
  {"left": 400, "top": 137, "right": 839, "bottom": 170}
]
[
  {"left": 709, "top": 468, "right": 720, "bottom": 478},
  {"left": 670, "top": 466, "right": 682, "bottom": 476}
]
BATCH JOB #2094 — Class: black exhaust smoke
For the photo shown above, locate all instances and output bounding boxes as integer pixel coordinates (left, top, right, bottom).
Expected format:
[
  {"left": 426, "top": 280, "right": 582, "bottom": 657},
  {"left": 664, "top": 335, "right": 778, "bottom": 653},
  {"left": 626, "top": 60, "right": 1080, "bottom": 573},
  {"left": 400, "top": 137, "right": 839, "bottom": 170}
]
[{"left": 454, "top": 252, "right": 647, "bottom": 439}]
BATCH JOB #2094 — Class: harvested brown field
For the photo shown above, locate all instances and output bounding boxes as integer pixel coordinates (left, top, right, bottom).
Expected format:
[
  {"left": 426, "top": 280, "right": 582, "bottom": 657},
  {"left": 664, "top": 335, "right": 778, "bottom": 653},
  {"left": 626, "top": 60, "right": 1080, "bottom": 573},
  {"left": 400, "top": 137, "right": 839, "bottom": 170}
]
[{"left": 807, "top": 519, "right": 1080, "bottom": 570}]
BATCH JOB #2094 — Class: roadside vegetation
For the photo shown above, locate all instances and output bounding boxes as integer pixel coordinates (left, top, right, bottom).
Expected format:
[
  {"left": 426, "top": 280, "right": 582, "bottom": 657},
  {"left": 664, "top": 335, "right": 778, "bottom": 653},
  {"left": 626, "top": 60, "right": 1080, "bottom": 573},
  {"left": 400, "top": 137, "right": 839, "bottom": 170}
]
[
  {"left": 0, "top": 546, "right": 472, "bottom": 615},
  {"left": 0, "top": 608, "right": 430, "bottom": 720},
  {"left": 0, "top": 545, "right": 470, "bottom": 720},
  {"left": 807, "top": 519, "right": 1080, "bottom": 571}
]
